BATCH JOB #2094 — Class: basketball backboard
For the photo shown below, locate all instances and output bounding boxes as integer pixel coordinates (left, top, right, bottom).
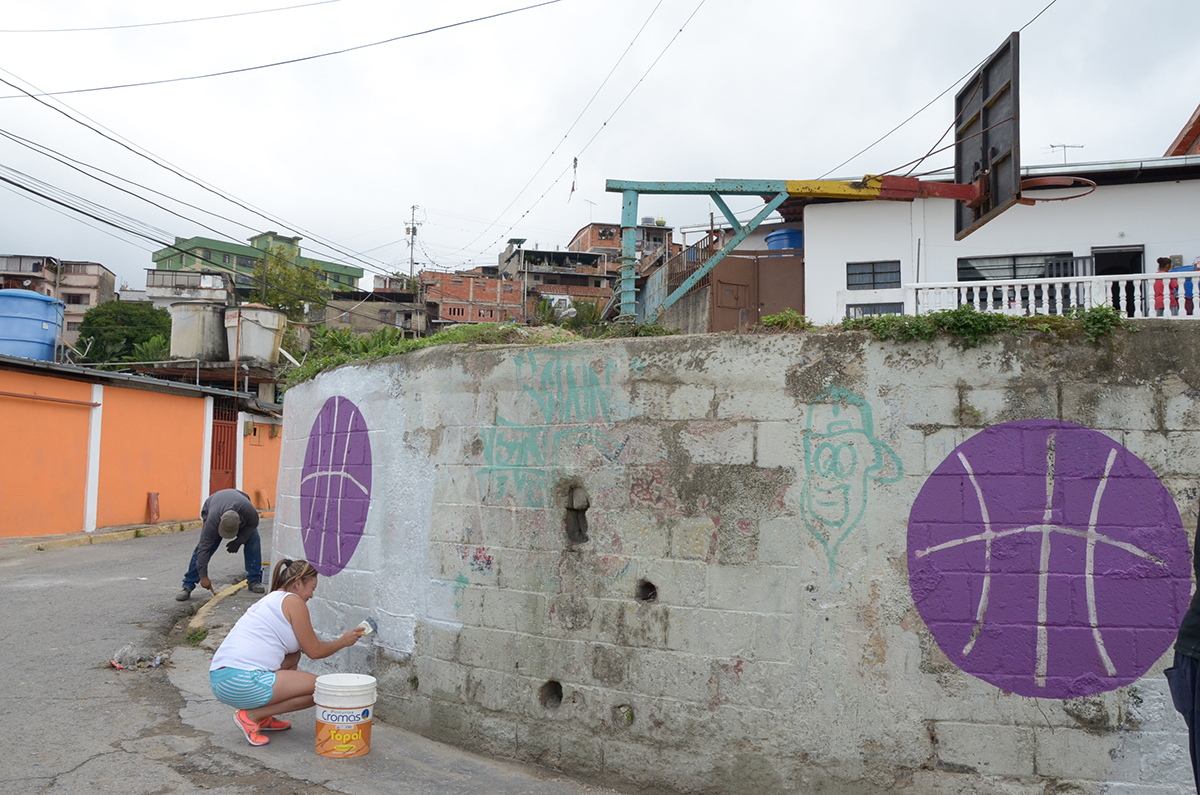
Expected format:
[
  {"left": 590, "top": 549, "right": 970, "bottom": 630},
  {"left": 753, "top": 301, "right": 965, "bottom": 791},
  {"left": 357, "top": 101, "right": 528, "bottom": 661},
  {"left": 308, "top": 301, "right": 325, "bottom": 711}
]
[{"left": 954, "top": 32, "right": 1020, "bottom": 240}]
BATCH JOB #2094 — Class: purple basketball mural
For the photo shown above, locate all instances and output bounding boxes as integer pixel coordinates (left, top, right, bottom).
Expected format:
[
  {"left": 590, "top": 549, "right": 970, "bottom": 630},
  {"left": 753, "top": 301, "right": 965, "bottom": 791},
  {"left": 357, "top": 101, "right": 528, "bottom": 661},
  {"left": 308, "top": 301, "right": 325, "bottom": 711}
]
[
  {"left": 301, "top": 396, "right": 372, "bottom": 576},
  {"left": 908, "top": 419, "right": 1190, "bottom": 699}
]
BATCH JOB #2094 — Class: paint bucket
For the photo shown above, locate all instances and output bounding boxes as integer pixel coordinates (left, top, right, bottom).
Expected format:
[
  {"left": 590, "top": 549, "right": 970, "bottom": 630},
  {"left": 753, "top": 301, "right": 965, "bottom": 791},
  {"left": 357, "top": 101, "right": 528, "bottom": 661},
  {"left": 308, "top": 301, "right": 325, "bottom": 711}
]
[{"left": 314, "top": 673, "right": 376, "bottom": 758}]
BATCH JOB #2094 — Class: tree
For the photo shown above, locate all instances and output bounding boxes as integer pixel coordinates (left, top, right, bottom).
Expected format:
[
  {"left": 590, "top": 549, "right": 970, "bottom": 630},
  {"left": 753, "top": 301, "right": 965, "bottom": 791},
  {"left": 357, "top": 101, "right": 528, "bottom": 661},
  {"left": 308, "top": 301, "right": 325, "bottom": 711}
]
[
  {"left": 77, "top": 301, "right": 171, "bottom": 362},
  {"left": 252, "top": 244, "right": 330, "bottom": 322}
]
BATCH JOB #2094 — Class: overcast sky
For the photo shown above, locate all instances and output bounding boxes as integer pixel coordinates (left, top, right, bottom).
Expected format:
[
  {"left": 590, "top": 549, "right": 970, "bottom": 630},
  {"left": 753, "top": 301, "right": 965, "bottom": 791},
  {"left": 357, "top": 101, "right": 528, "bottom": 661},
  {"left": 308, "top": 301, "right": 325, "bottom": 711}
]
[{"left": 0, "top": 0, "right": 1197, "bottom": 291}]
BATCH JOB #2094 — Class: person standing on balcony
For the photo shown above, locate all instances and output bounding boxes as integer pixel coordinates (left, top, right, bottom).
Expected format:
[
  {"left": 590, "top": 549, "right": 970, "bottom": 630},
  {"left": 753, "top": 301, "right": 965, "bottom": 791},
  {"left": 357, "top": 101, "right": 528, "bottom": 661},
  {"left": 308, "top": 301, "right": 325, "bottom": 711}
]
[
  {"left": 1171, "top": 258, "right": 1198, "bottom": 316},
  {"left": 1155, "top": 257, "right": 1180, "bottom": 317},
  {"left": 176, "top": 488, "right": 264, "bottom": 601}
]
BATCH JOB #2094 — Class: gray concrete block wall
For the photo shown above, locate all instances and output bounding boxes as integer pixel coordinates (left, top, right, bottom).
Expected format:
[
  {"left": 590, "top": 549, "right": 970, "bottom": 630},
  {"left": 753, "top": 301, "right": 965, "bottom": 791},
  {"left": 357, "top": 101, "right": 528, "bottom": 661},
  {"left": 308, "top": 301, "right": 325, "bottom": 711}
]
[{"left": 275, "top": 326, "right": 1200, "bottom": 794}]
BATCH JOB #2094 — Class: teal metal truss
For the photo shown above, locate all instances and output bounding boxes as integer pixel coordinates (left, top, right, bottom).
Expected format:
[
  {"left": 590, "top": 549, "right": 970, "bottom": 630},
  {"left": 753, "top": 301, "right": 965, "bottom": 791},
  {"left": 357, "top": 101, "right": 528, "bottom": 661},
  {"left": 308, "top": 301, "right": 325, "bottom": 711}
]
[{"left": 605, "top": 179, "right": 790, "bottom": 324}]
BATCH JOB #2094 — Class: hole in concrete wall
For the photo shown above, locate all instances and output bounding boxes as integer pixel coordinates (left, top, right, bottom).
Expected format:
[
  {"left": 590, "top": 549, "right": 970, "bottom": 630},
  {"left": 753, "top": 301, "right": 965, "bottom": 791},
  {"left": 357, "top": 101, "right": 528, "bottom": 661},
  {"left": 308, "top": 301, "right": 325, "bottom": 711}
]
[
  {"left": 635, "top": 579, "right": 658, "bottom": 603},
  {"left": 565, "top": 485, "right": 590, "bottom": 545},
  {"left": 407, "top": 675, "right": 419, "bottom": 691},
  {"left": 539, "top": 680, "right": 563, "bottom": 710},
  {"left": 611, "top": 704, "right": 634, "bottom": 726}
]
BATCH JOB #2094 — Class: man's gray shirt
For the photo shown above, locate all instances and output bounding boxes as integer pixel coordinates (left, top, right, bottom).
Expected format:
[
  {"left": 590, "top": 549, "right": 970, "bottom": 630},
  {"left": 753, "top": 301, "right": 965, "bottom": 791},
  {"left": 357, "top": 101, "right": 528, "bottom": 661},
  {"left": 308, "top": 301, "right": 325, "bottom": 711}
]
[{"left": 194, "top": 489, "right": 259, "bottom": 579}]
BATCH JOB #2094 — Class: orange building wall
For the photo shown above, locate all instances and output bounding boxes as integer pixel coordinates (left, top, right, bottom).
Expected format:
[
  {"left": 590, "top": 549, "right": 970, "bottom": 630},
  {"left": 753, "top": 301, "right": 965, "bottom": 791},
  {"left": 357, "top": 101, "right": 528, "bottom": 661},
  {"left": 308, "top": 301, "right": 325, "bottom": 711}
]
[
  {"left": 0, "top": 372, "right": 92, "bottom": 537},
  {"left": 96, "top": 386, "right": 205, "bottom": 528},
  {"left": 242, "top": 422, "right": 281, "bottom": 511}
]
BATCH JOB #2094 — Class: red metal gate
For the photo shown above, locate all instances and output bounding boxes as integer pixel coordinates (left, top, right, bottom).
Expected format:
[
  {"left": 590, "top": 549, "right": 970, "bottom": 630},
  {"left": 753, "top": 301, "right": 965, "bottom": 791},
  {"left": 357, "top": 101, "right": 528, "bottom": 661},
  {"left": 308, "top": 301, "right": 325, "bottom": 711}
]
[{"left": 210, "top": 398, "right": 237, "bottom": 493}]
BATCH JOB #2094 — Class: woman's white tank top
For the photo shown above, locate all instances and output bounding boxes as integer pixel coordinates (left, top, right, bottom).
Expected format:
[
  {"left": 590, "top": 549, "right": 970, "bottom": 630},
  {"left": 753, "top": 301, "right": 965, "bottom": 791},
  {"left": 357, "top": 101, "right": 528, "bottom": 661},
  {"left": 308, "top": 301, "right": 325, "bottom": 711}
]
[{"left": 210, "top": 590, "right": 302, "bottom": 672}]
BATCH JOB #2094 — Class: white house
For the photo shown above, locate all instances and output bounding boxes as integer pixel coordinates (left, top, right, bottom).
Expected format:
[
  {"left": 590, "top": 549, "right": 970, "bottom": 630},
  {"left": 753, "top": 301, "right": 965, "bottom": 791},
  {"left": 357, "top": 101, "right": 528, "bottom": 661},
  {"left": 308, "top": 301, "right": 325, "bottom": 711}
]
[{"left": 801, "top": 156, "right": 1200, "bottom": 324}]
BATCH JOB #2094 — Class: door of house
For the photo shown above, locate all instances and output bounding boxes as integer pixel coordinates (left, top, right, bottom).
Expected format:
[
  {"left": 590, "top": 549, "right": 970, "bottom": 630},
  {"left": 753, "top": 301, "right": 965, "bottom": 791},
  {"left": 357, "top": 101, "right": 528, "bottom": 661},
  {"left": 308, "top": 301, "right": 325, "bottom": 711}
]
[
  {"left": 708, "top": 254, "right": 804, "bottom": 332},
  {"left": 210, "top": 397, "right": 237, "bottom": 493},
  {"left": 1093, "top": 246, "right": 1144, "bottom": 316},
  {"left": 711, "top": 257, "right": 757, "bottom": 332}
]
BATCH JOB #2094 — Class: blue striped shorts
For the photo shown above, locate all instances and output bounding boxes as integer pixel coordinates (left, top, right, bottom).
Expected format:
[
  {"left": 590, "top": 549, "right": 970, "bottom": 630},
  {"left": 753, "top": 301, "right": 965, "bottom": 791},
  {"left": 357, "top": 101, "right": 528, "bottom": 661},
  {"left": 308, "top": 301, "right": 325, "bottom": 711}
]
[{"left": 210, "top": 667, "right": 277, "bottom": 709}]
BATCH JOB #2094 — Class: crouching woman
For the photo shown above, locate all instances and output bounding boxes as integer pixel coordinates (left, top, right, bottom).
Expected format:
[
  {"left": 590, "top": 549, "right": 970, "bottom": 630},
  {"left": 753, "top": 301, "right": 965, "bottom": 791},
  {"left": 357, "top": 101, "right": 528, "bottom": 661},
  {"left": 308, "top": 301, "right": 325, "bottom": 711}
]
[{"left": 209, "top": 559, "right": 363, "bottom": 746}]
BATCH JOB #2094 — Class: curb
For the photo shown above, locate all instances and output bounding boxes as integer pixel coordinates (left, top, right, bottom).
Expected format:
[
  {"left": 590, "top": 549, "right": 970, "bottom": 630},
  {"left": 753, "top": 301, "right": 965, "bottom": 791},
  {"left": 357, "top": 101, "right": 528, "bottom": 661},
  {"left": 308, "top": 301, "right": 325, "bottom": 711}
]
[
  {"left": 24, "top": 520, "right": 201, "bottom": 552},
  {"left": 187, "top": 579, "right": 249, "bottom": 634}
]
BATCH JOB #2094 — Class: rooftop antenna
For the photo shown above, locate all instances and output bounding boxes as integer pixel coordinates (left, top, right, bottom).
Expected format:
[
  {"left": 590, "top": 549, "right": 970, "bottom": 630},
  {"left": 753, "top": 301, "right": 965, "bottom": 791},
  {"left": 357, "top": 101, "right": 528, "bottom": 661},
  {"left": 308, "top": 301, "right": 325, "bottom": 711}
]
[
  {"left": 1047, "top": 143, "right": 1084, "bottom": 164},
  {"left": 584, "top": 199, "right": 596, "bottom": 223}
]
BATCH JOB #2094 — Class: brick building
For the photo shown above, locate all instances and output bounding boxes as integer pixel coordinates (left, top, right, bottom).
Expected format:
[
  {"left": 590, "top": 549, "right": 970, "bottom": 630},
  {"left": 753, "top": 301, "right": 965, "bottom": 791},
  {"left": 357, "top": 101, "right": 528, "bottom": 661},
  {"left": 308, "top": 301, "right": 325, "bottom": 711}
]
[
  {"left": 567, "top": 219, "right": 682, "bottom": 272},
  {"left": 421, "top": 269, "right": 526, "bottom": 327}
]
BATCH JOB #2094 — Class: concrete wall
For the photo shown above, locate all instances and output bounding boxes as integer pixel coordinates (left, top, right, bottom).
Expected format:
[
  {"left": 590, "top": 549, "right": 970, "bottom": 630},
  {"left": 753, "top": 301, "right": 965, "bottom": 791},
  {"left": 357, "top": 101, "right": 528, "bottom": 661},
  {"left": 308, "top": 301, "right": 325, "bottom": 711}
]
[
  {"left": 275, "top": 326, "right": 1200, "bottom": 794},
  {"left": 805, "top": 178, "right": 1200, "bottom": 324}
]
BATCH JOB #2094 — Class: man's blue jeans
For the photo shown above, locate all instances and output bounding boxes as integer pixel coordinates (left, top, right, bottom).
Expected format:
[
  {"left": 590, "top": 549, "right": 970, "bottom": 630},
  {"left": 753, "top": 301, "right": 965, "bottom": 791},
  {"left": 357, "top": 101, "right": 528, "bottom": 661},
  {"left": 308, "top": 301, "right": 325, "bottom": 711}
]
[{"left": 181, "top": 530, "right": 262, "bottom": 590}]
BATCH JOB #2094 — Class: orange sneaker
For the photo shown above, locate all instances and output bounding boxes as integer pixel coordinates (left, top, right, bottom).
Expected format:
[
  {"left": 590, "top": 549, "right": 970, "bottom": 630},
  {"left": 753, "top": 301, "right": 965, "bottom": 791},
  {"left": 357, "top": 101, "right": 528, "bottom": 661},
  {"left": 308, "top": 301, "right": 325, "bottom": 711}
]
[
  {"left": 233, "top": 709, "right": 269, "bottom": 746},
  {"left": 259, "top": 716, "right": 291, "bottom": 731}
]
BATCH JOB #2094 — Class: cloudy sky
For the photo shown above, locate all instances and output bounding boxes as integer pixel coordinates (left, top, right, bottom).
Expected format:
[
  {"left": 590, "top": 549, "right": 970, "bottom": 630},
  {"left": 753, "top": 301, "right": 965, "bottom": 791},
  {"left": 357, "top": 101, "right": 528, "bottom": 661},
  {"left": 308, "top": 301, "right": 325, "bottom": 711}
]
[{"left": 0, "top": 0, "right": 1196, "bottom": 291}]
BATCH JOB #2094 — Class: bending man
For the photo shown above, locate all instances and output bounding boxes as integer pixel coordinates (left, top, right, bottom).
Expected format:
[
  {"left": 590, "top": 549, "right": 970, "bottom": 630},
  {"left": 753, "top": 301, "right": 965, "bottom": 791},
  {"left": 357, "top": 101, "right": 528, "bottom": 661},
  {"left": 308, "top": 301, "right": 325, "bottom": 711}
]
[{"left": 177, "top": 488, "right": 264, "bottom": 601}]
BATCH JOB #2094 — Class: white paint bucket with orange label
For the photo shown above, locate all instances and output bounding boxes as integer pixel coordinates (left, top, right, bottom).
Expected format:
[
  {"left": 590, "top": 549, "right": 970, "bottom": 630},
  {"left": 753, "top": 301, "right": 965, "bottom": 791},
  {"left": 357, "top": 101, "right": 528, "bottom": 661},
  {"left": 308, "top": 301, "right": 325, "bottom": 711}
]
[{"left": 314, "top": 673, "right": 376, "bottom": 758}]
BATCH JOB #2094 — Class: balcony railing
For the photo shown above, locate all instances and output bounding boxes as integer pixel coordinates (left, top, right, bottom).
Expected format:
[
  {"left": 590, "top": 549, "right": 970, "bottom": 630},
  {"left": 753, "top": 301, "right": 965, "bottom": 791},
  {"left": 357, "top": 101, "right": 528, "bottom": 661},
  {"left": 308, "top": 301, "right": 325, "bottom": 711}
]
[{"left": 910, "top": 271, "right": 1200, "bottom": 319}]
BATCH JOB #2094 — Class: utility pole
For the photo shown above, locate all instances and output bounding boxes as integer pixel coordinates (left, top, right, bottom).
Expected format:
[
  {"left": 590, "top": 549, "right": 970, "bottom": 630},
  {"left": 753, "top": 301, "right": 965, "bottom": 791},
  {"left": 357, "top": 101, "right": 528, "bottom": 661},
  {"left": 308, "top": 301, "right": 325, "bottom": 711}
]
[{"left": 406, "top": 205, "right": 422, "bottom": 283}]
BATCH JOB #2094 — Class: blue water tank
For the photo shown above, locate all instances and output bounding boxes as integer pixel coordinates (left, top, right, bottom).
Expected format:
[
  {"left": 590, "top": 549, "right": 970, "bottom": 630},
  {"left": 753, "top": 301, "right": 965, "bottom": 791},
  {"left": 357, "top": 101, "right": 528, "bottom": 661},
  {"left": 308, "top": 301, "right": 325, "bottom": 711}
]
[
  {"left": 765, "top": 228, "right": 804, "bottom": 253},
  {"left": 0, "top": 289, "right": 62, "bottom": 361}
]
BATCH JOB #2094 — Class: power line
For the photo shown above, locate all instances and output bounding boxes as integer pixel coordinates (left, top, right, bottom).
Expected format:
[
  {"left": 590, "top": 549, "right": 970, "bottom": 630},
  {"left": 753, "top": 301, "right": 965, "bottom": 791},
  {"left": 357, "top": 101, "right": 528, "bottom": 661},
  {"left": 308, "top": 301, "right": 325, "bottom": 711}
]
[
  {"left": 0, "top": 69, "right": 395, "bottom": 277},
  {"left": 0, "top": 0, "right": 344, "bottom": 33},
  {"left": 0, "top": 127, "right": 254, "bottom": 243},
  {"left": 817, "top": 0, "right": 1061, "bottom": 179},
  {"left": 0, "top": 1, "right": 564, "bottom": 100},
  {"left": 0, "top": 181, "right": 155, "bottom": 252},
  {"left": 468, "top": 0, "right": 709, "bottom": 263},
  {"left": 444, "top": 0, "right": 666, "bottom": 258},
  {"left": 1, "top": 170, "right": 412, "bottom": 330}
]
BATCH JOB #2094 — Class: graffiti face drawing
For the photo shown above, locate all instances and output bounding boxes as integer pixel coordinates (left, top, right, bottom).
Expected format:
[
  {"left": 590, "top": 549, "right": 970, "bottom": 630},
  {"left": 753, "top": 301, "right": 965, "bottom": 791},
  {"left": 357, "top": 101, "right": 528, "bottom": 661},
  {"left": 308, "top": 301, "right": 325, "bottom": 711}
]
[
  {"left": 908, "top": 420, "right": 1190, "bottom": 699},
  {"left": 300, "top": 396, "right": 372, "bottom": 577},
  {"left": 801, "top": 386, "right": 902, "bottom": 575}
]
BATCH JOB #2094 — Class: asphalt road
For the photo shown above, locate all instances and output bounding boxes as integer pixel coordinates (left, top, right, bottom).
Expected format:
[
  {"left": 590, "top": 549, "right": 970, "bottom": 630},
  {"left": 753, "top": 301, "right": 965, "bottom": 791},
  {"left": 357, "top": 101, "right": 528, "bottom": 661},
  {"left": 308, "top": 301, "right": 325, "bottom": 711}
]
[{"left": 0, "top": 522, "right": 619, "bottom": 795}]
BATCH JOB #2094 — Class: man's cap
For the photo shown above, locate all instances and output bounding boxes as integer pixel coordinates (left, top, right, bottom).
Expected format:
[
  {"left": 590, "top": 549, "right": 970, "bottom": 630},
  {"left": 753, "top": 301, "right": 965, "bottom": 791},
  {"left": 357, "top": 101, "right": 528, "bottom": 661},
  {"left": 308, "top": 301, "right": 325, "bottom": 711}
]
[{"left": 218, "top": 510, "right": 241, "bottom": 539}]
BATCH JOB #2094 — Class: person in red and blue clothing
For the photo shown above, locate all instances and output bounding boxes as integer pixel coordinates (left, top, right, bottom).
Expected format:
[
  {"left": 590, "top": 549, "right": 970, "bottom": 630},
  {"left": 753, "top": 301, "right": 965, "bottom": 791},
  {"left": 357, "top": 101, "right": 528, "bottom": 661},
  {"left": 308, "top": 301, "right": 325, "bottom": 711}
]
[{"left": 1155, "top": 257, "right": 1180, "bottom": 317}]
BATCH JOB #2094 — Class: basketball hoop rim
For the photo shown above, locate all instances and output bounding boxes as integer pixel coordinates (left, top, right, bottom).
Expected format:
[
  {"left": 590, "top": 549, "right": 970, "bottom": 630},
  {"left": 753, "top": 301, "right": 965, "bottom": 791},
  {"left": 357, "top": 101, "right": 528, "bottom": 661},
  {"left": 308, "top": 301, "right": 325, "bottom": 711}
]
[{"left": 1017, "top": 176, "right": 1097, "bottom": 204}]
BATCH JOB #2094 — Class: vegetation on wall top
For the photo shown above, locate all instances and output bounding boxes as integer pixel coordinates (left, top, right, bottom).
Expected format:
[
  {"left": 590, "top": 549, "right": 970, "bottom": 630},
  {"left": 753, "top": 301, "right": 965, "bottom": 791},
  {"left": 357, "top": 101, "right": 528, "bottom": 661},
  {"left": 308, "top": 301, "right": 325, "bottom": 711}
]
[
  {"left": 285, "top": 320, "right": 676, "bottom": 385},
  {"left": 285, "top": 304, "right": 1133, "bottom": 386},
  {"left": 756, "top": 304, "right": 1134, "bottom": 349}
]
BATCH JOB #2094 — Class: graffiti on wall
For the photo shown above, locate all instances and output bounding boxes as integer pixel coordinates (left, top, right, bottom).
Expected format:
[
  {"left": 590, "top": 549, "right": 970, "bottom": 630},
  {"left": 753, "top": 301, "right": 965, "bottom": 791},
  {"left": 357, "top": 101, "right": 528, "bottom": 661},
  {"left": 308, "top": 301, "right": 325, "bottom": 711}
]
[
  {"left": 480, "top": 350, "right": 626, "bottom": 506},
  {"left": 908, "top": 419, "right": 1190, "bottom": 699},
  {"left": 800, "top": 386, "right": 902, "bottom": 575},
  {"left": 301, "top": 396, "right": 372, "bottom": 576}
]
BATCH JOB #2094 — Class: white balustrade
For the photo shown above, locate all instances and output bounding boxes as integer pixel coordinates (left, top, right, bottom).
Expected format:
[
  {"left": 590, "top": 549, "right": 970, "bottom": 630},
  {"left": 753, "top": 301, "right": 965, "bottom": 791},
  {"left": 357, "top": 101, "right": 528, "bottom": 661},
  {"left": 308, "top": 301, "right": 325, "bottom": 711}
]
[{"left": 908, "top": 272, "right": 1200, "bottom": 319}]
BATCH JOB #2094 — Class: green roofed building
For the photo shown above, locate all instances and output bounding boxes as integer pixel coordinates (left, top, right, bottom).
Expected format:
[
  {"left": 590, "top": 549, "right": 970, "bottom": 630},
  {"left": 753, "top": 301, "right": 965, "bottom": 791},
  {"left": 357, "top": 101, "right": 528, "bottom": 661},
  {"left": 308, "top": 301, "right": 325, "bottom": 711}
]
[{"left": 150, "top": 231, "right": 362, "bottom": 289}]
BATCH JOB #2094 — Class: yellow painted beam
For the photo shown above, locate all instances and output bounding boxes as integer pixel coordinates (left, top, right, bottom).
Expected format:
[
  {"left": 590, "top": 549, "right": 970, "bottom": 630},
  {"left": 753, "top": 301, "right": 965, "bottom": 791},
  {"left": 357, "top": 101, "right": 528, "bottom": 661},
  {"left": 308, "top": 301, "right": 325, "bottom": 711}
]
[{"left": 785, "top": 177, "right": 883, "bottom": 199}]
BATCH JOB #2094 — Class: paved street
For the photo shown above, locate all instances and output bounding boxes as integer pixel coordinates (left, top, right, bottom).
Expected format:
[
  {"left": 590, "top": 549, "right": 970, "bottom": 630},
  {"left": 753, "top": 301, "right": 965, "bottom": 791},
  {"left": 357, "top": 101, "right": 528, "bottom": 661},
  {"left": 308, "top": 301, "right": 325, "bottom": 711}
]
[{"left": 0, "top": 522, "right": 617, "bottom": 795}]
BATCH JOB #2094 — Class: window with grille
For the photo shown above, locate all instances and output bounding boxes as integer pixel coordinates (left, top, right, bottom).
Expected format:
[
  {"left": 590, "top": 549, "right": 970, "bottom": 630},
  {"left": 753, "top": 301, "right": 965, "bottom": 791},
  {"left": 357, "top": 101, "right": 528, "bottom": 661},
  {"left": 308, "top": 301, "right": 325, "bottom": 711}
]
[
  {"left": 956, "top": 253, "right": 1076, "bottom": 281},
  {"left": 64, "top": 293, "right": 89, "bottom": 305},
  {"left": 846, "top": 261, "right": 901, "bottom": 290},
  {"left": 846, "top": 302, "right": 904, "bottom": 318}
]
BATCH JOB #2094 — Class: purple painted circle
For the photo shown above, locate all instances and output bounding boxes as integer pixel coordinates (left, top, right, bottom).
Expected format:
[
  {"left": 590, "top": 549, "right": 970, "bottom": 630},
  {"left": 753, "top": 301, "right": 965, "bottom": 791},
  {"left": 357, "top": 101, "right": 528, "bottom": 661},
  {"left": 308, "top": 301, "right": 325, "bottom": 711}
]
[
  {"left": 300, "top": 396, "right": 372, "bottom": 576},
  {"left": 908, "top": 419, "right": 1189, "bottom": 699}
]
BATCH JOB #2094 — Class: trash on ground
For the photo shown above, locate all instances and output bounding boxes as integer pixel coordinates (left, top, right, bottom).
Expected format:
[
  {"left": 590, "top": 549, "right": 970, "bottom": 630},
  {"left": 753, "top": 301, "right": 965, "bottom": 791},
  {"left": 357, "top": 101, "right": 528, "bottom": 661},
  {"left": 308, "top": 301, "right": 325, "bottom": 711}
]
[{"left": 109, "top": 646, "right": 168, "bottom": 671}]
